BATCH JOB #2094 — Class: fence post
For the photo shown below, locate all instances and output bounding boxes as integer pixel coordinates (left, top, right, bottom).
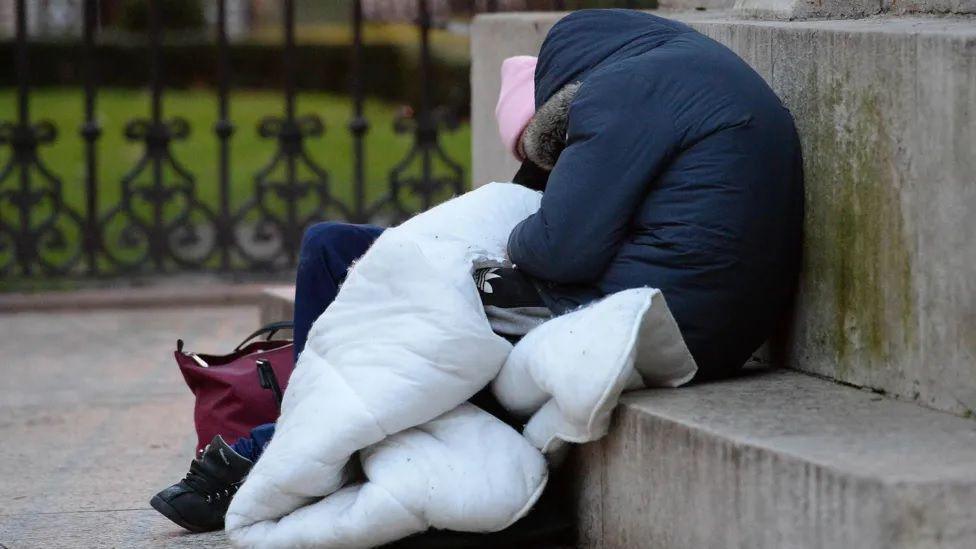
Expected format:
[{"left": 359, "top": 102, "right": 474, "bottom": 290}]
[
  {"left": 283, "top": 0, "right": 300, "bottom": 265},
  {"left": 216, "top": 0, "right": 235, "bottom": 271},
  {"left": 349, "top": 0, "right": 369, "bottom": 223},
  {"left": 81, "top": 0, "right": 101, "bottom": 275},
  {"left": 14, "top": 0, "right": 31, "bottom": 275},
  {"left": 418, "top": 0, "right": 434, "bottom": 211},
  {"left": 148, "top": 0, "right": 165, "bottom": 269},
  {"left": 245, "top": 0, "right": 330, "bottom": 269}
]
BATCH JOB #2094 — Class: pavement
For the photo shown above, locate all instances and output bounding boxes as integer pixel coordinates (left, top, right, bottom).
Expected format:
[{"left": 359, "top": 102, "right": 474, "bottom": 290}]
[{"left": 0, "top": 305, "right": 261, "bottom": 548}]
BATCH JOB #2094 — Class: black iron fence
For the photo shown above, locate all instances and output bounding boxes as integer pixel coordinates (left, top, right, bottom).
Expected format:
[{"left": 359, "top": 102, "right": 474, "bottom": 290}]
[
  {"left": 1, "top": 0, "right": 465, "bottom": 277},
  {"left": 0, "top": 0, "right": 644, "bottom": 280}
]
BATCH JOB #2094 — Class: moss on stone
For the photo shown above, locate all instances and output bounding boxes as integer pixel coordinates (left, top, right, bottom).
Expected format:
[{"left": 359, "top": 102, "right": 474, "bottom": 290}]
[{"left": 800, "top": 77, "right": 915, "bottom": 375}]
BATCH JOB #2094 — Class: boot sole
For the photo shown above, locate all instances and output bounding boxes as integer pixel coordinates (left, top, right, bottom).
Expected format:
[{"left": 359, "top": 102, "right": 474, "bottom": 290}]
[{"left": 150, "top": 494, "right": 220, "bottom": 534}]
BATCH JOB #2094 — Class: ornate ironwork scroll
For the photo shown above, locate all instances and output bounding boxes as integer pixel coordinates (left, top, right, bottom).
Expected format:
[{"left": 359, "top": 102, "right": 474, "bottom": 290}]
[
  {"left": 1, "top": 0, "right": 473, "bottom": 280},
  {"left": 0, "top": 0, "right": 84, "bottom": 277},
  {"left": 232, "top": 0, "right": 349, "bottom": 270},
  {"left": 367, "top": 0, "right": 464, "bottom": 225},
  {"left": 98, "top": 0, "right": 217, "bottom": 272}
]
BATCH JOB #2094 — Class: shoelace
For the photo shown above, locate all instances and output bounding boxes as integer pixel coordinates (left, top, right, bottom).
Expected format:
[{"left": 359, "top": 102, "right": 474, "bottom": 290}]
[
  {"left": 183, "top": 469, "right": 243, "bottom": 504},
  {"left": 183, "top": 444, "right": 242, "bottom": 504},
  {"left": 206, "top": 484, "right": 238, "bottom": 504}
]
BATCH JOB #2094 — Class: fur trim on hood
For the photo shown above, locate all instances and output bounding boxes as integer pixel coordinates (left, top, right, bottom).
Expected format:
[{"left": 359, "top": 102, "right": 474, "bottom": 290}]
[{"left": 520, "top": 82, "right": 580, "bottom": 171}]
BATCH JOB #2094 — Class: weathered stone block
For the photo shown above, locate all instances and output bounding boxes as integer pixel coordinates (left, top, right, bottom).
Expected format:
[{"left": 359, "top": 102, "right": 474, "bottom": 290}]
[
  {"left": 733, "top": 0, "right": 885, "bottom": 19},
  {"left": 471, "top": 13, "right": 976, "bottom": 416},
  {"left": 710, "top": 18, "right": 976, "bottom": 416},
  {"left": 470, "top": 12, "right": 565, "bottom": 188},
  {"left": 258, "top": 285, "right": 296, "bottom": 325},
  {"left": 733, "top": 0, "right": 976, "bottom": 19},
  {"left": 572, "top": 369, "right": 976, "bottom": 549},
  {"left": 883, "top": 0, "right": 976, "bottom": 14},
  {"left": 659, "top": 0, "right": 736, "bottom": 9}
]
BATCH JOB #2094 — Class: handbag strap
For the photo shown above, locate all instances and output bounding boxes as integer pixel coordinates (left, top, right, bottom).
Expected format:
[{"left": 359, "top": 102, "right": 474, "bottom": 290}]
[
  {"left": 256, "top": 359, "right": 284, "bottom": 408},
  {"left": 234, "top": 320, "right": 294, "bottom": 352}
]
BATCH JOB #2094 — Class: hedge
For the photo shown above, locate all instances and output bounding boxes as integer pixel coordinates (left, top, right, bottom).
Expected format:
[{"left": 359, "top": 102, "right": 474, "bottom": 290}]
[{"left": 0, "top": 40, "right": 471, "bottom": 114}]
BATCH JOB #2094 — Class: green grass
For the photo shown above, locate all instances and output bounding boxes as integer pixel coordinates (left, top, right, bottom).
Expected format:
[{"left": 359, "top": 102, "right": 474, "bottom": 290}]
[{"left": 0, "top": 87, "right": 470, "bottom": 275}]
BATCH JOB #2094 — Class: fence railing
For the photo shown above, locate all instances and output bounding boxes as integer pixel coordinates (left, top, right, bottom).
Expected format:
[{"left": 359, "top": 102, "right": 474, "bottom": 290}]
[
  {"left": 0, "top": 0, "right": 469, "bottom": 278},
  {"left": 1, "top": 0, "right": 646, "bottom": 280}
]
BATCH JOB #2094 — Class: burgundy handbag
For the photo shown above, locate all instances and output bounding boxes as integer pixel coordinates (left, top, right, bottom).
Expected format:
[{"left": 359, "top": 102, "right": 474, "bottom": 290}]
[{"left": 175, "top": 321, "right": 294, "bottom": 452}]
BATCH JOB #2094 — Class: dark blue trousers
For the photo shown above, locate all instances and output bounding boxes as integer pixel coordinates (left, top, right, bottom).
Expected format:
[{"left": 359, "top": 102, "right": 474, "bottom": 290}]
[
  {"left": 291, "top": 222, "right": 386, "bottom": 357},
  {"left": 231, "top": 222, "right": 384, "bottom": 461}
]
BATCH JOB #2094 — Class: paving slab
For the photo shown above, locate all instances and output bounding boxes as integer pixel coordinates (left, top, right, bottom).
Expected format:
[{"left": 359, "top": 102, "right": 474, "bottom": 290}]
[
  {"left": 0, "top": 306, "right": 259, "bottom": 548},
  {"left": 0, "top": 510, "right": 227, "bottom": 549},
  {"left": 0, "top": 283, "right": 270, "bottom": 313}
]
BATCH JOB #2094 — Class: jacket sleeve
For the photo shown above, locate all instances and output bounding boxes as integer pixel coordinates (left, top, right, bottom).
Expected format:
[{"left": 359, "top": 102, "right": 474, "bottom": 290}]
[{"left": 507, "top": 68, "right": 679, "bottom": 284}]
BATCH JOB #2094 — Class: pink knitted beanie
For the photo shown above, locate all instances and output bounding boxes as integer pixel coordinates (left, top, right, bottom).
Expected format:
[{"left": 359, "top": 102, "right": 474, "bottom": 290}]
[{"left": 495, "top": 55, "right": 537, "bottom": 161}]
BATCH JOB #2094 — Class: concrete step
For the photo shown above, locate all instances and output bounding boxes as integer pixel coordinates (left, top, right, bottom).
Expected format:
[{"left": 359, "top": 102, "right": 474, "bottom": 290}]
[
  {"left": 472, "top": 12, "right": 976, "bottom": 417},
  {"left": 570, "top": 368, "right": 976, "bottom": 549},
  {"left": 257, "top": 285, "right": 296, "bottom": 325}
]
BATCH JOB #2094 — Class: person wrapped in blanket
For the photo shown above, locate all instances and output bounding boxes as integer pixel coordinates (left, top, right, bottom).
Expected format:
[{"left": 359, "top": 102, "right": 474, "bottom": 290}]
[
  {"left": 149, "top": 57, "right": 552, "bottom": 538},
  {"left": 151, "top": 9, "right": 803, "bottom": 540}
]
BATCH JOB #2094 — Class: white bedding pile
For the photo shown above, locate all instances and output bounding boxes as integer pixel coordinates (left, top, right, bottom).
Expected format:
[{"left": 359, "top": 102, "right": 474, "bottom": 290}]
[{"left": 225, "top": 183, "right": 696, "bottom": 548}]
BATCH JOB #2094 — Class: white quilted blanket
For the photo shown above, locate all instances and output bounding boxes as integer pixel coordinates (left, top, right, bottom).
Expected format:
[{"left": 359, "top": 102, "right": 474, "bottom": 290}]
[{"left": 225, "top": 183, "right": 696, "bottom": 548}]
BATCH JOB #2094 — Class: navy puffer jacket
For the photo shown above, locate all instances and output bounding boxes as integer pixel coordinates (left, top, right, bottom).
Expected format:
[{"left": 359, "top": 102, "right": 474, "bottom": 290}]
[{"left": 508, "top": 10, "right": 804, "bottom": 378}]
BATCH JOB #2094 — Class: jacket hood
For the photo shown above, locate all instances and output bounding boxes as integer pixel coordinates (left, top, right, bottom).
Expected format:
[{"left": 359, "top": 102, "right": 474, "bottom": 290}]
[
  {"left": 534, "top": 9, "right": 692, "bottom": 106},
  {"left": 521, "top": 81, "right": 580, "bottom": 170}
]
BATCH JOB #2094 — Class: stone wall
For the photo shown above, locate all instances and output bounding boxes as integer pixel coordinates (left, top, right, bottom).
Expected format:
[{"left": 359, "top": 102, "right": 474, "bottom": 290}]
[
  {"left": 470, "top": 11, "right": 976, "bottom": 416},
  {"left": 470, "top": 12, "right": 564, "bottom": 187},
  {"left": 734, "top": 0, "right": 976, "bottom": 18}
]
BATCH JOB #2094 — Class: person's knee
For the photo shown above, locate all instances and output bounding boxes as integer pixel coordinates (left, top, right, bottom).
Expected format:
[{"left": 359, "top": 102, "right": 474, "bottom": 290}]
[{"left": 300, "top": 222, "right": 349, "bottom": 262}]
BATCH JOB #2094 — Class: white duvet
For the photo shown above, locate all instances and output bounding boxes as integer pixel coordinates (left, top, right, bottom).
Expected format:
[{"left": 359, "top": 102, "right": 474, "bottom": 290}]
[{"left": 225, "top": 183, "right": 696, "bottom": 548}]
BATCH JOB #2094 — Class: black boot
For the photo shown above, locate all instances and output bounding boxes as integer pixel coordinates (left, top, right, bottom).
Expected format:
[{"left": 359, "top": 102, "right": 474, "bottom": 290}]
[{"left": 150, "top": 435, "right": 253, "bottom": 533}]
